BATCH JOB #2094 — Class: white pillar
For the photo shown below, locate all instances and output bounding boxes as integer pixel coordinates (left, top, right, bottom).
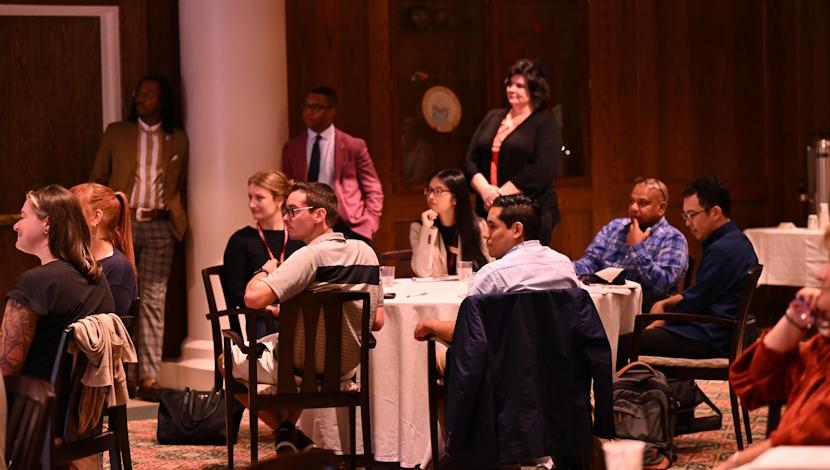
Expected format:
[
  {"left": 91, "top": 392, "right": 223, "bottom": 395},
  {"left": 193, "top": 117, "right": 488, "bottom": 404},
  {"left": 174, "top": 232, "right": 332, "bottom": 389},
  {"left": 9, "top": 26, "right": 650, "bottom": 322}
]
[{"left": 161, "top": 0, "right": 289, "bottom": 389}]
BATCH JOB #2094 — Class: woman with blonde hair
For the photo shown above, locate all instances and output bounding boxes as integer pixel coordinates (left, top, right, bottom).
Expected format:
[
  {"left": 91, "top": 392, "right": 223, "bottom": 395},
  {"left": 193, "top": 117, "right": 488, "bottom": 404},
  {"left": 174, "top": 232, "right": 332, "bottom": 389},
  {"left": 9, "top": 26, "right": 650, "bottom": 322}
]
[
  {"left": 222, "top": 170, "right": 304, "bottom": 316},
  {"left": 2, "top": 185, "right": 114, "bottom": 380},
  {"left": 71, "top": 183, "right": 138, "bottom": 317}
]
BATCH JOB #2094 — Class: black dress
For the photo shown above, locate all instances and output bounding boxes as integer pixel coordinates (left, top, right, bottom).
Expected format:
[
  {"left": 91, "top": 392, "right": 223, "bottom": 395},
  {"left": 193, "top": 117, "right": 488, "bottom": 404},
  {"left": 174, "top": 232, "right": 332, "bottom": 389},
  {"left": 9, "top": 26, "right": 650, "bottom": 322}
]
[
  {"left": 221, "top": 226, "right": 304, "bottom": 309},
  {"left": 464, "top": 107, "right": 563, "bottom": 243}
]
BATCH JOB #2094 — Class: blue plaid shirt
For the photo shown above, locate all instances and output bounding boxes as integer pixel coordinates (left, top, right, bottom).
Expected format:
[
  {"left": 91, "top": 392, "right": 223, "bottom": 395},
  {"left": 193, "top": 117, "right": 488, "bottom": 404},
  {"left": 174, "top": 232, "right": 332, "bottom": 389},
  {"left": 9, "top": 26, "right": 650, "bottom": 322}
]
[{"left": 573, "top": 217, "right": 688, "bottom": 306}]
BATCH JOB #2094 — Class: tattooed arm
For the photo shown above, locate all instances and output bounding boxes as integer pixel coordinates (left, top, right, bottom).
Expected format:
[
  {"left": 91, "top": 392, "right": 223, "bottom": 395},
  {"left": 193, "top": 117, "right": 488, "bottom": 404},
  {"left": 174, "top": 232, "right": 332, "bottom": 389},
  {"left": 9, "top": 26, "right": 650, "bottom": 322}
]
[{"left": 0, "top": 299, "right": 38, "bottom": 376}]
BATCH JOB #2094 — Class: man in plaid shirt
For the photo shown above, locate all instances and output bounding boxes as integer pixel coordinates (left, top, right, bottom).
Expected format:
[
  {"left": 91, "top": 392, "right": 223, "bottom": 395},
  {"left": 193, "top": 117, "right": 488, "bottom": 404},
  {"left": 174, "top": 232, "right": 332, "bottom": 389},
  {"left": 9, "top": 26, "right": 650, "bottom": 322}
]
[{"left": 574, "top": 177, "right": 688, "bottom": 310}]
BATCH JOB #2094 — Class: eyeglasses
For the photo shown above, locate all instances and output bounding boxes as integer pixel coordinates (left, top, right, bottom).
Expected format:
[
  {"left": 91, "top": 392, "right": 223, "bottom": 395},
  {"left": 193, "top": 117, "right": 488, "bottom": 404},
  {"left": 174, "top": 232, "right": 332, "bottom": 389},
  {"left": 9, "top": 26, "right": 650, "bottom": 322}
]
[
  {"left": 633, "top": 177, "right": 667, "bottom": 202},
  {"left": 680, "top": 209, "right": 706, "bottom": 221},
  {"left": 282, "top": 206, "right": 316, "bottom": 218},
  {"left": 302, "top": 103, "right": 333, "bottom": 112},
  {"left": 132, "top": 91, "right": 158, "bottom": 100},
  {"left": 424, "top": 187, "right": 450, "bottom": 197}
]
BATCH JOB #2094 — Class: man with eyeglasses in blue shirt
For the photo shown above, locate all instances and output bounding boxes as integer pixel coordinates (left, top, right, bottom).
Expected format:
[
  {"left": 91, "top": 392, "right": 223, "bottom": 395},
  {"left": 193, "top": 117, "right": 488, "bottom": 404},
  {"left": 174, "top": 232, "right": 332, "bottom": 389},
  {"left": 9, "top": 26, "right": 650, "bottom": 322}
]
[
  {"left": 616, "top": 175, "right": 758, "bottom": 369},
  {"left": 574, "top": 177, "right": 688, "bottom": 310}
]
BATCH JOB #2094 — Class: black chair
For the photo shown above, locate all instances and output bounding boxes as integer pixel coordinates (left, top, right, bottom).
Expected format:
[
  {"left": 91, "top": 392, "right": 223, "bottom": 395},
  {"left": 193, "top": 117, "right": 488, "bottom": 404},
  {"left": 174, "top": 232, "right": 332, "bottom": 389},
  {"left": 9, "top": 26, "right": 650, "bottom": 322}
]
[
  {"left": 632, "top": 265, "right": 763, "bottom": 450},
  {"left": 443, "top": 289, "right": 613, "bottom": 468},
  {"left": 43, "top": 321, "right": 132, "bottom": 469},
  {"left": 378, "top": 249, "right": 415, "bottom": 279},
  {"left": 203, "top": 265, "right": 241, "bottom": 390},
  {"left": 222, "top": 291, "right": 375, "bottom": 469},
  {"left": 5, "top": 375, "right": 56, "bottom": 470}
]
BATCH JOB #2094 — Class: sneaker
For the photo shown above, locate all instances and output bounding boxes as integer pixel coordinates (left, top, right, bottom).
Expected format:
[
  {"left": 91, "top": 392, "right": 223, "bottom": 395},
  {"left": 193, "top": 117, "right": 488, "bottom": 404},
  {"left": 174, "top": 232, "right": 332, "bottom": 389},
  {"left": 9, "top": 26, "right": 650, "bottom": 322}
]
[
  {"left": 275, "top": 440, "right": 298, "bottom": 456},
  {"left": 295, "top": 428, "right": 317, "bottom": 452}
]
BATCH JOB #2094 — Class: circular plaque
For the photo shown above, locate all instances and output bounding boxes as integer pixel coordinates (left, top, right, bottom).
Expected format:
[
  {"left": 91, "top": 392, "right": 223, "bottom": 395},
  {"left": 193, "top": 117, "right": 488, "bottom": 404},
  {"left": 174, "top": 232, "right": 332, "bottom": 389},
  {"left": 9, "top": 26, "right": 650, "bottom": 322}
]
[{"left": 422, "top": 86, "right": 462, "bottom": 133}]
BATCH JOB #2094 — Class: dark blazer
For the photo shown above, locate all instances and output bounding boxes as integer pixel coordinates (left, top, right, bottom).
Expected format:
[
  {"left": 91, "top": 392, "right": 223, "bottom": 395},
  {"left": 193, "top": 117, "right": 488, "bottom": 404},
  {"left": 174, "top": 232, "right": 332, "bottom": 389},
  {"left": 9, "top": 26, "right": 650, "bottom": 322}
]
[
  {"left": 445, "top": 289, "right": 614, "bottom": 468},
  {"left": 464, "top": 108, "right": 562, "bottom": 228},
  {"left": 282, "top": 128, "right": 384, "bottom": 240},
  {"left": 90, "top": 121, "right": 189, "bottom": 241}
]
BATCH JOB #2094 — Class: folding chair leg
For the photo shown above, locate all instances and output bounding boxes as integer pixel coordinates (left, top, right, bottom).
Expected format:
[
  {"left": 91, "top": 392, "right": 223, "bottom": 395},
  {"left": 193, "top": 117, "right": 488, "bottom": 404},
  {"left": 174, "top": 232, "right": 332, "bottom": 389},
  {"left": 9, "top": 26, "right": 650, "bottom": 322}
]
[
  {"left": 728, "top": 385, "right": 744, "bottom": 450},
  {"left": 742, "top": 404, "right": 752, "bottom": 444},
  {"left": 429, "top": 395, "right": 440, "bottom": 469},
  {"left": 349, "top": 405, "right": 357, "bottom": 470}
]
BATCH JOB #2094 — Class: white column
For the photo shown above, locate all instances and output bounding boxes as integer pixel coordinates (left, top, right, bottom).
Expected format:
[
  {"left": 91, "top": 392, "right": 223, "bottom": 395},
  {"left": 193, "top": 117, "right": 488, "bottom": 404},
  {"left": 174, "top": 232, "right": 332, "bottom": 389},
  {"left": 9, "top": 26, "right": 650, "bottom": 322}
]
[{"left": 161, "top": 0, "right": 289, "bottom": 389}]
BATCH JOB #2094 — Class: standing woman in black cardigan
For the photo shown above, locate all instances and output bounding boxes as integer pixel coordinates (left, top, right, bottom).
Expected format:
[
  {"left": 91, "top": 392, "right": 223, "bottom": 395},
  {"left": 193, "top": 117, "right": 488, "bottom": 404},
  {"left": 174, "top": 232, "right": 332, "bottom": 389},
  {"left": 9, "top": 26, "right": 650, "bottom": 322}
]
[{"left": 464, "top": 58, "right": 563, "bottom": 244}]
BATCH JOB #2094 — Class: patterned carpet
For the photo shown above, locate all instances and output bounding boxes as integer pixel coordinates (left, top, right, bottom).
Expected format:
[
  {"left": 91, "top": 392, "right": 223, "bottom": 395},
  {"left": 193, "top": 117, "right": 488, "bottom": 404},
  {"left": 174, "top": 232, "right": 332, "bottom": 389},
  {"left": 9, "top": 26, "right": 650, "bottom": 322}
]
[{"left": 110, "top": 380, "right": 769, "bottom": 469}]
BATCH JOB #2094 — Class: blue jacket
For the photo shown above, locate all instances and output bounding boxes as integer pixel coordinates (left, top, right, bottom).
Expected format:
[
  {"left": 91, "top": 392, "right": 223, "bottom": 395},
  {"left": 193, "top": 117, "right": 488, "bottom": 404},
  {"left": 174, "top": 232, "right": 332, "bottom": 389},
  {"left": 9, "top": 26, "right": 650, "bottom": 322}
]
[{"left": 445, "top": 289, "right": 614, "bottom": 468}]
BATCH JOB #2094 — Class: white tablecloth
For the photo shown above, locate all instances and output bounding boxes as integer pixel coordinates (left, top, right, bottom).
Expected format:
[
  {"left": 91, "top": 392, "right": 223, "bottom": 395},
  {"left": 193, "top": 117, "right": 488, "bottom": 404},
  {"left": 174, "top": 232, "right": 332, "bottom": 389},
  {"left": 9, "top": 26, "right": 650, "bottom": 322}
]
[
  {"left": 298, "top": 278, "right": 642, "bottom": 467},
  {"left": 744, "top": 227, "right": 827, "bottom": 287},
  {"left": 737, "top": 446, "right": 830, "bottom": 469}
]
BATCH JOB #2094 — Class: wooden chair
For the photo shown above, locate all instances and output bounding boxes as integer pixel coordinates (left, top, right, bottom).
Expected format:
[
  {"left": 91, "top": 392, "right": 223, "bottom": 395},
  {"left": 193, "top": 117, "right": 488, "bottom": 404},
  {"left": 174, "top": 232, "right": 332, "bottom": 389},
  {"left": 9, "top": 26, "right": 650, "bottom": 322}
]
[
  {"left": 244, "top": 448, "right": 339, "bottom": 469},
  {"left": 632, "top": 265, "right": 763, "bottom": 450},
  {"left": 379, "top": 249, "right": 414, "bottom": 279},
  {"left": 222, "top": 291, "right": 375, "bottom": 469},
  {"left": 43, "top": 323, "right": 131, "bottom": 469},
  {"left": 5, "top": 375, "right": 56, "bottom": 470},
  {"left": 203, "top": 265, "right": 240, "bottom": 389}
]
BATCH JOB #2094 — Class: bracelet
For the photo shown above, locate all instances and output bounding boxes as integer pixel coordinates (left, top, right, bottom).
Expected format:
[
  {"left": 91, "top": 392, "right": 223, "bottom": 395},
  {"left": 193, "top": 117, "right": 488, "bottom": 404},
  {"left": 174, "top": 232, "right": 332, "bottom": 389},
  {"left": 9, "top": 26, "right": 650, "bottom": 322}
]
[
  {"left": 784, "top": 311, "right": 809, "bottom": 331},
  {"left": 253, "top": 267, "right": 268, "bottom": 276}
]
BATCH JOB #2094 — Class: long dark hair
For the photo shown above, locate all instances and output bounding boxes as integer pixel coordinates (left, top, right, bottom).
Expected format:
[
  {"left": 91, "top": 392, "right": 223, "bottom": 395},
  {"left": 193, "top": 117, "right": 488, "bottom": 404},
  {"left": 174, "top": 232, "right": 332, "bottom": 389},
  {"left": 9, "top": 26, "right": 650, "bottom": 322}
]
[
  {"left": 432, "top": 168, "right": 489, "bottom": 270},
  {"left": 127, "top": 75, "right": 176, "bottom": 134},
  {"left": 27, "top": 185, "right": 102, "bottom": 281}
]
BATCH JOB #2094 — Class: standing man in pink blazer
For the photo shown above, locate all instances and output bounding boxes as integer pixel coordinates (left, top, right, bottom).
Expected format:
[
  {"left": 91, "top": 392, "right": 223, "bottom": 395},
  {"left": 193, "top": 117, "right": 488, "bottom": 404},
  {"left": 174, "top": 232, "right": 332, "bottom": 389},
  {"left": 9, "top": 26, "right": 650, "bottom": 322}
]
[{"left": 282, "top": 87, "right": 383, "bottom": 244}]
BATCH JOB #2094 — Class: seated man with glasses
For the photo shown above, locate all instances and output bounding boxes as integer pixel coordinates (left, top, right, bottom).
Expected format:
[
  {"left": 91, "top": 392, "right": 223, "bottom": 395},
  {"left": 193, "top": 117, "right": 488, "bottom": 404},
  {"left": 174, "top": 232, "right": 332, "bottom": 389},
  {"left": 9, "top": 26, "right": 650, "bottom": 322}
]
[
  {"left": 221, "top": 182, "right": 385, "bottom": 454},
  {"left": 574, "top": 177, "right": 688, "bottom": 310},
  {"left": 616, "top": 175, "right": 758, "bottom": 369}
]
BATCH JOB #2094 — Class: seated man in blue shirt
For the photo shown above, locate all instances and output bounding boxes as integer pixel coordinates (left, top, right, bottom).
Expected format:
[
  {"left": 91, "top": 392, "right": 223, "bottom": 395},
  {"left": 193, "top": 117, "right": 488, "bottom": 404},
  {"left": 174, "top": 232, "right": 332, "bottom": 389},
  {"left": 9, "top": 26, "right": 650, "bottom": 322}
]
[
  {"left": 413, "top": 194, "right": 578, "bottom": 345},
  {"left": 616, "top": 175, "right": 758, "bottom": 369},
  {"left": 574, "top": 177, "right": 688, "bottom": 310}
]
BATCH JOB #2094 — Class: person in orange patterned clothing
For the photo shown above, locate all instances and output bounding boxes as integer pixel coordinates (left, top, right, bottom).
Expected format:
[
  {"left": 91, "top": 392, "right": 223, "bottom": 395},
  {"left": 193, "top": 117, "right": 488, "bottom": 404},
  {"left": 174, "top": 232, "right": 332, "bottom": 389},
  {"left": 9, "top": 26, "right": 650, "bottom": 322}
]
[{"left": 716, "top": 229, "right": 830, "bottom": 469}]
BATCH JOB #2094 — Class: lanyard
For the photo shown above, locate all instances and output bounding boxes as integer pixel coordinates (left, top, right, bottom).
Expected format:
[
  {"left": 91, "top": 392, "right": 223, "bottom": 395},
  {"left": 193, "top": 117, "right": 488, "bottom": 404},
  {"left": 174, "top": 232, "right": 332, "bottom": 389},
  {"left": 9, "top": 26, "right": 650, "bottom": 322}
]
[{"left": 256, "top": 223, "right": 287, "bottom": 264}]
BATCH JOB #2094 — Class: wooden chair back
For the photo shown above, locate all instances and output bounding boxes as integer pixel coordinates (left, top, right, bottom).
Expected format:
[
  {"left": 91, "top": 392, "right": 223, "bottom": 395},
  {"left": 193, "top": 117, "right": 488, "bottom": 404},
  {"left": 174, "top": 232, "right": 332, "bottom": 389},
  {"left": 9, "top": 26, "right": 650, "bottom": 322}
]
[
  {"left": 5, "top": 375, "right": 55, "bottom": 470},
  {"left": 223, "top": 290, "right": 374, "bottom": 469},
  {"left": 44, "top": 323, "right": 126, "bottom": 469}
]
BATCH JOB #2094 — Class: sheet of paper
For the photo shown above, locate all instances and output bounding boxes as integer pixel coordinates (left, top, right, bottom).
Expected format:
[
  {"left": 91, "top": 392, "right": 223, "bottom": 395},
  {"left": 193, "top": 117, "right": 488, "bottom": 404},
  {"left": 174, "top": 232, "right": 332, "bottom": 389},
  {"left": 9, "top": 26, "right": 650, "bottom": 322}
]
[{"left": 595, "top": 267, "right": 624, "bottom": 283}]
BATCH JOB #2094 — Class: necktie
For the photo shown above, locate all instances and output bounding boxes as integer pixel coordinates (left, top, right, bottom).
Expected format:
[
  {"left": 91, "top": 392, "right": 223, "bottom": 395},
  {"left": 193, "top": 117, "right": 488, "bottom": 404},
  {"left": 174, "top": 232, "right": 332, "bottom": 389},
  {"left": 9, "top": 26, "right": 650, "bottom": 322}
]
[{"left": 308, "top": 134, "right": 322, "bottom": 182}]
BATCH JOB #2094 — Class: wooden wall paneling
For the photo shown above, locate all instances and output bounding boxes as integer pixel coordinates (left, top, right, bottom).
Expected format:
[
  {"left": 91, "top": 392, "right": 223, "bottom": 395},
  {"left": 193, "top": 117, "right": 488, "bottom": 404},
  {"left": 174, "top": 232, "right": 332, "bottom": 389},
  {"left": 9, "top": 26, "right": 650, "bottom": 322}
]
[
  {"left": 0, "top": 14, "right": 102, "bottom": 295},
  {"left": 368, "top": 1, "right": 395, "bottom": 252},
  {"left": 587, "top": 0, "right": 642, "bottom": 230}
]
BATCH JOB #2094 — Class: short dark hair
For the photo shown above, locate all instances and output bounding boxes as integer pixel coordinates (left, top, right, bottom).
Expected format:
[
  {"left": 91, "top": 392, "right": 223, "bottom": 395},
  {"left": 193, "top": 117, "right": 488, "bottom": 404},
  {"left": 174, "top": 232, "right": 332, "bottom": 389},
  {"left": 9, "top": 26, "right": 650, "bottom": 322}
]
[
  {"left": 309, "top": 86, "right": 338, "bottom": 108},
  {"left": 491, "top": 194, "right": 541, "bottom": 241},
  {"left": 682, "top": 175, "right": 731, "bottom": 216},
  {"left": 289, "top": 182, "right": 339, "bottom": 227},
  {"left": 128, "top": 75, "right": 176, "bottom": 134},
  {"left": 504, "top": 58, "right": 550, "bottom": 110}
]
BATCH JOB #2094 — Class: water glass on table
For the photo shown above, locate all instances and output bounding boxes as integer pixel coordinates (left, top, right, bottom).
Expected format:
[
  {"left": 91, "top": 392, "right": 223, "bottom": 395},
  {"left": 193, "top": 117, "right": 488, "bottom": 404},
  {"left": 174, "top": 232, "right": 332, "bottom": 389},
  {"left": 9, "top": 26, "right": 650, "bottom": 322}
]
[
  {"left": 602, "top": 439, "right": 644, "bottom": 470},
  {"left": 380, "top": 265, "right": 396, "bottom": 288},
  {"left": 457, "top": 261, "right": 474, "bottom": 281}
]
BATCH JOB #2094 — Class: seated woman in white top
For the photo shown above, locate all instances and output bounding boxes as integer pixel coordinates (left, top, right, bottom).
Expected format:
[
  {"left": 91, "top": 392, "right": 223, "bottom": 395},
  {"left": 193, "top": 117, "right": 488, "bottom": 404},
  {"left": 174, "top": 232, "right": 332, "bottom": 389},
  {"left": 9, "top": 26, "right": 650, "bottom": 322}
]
[{"left": 410, "top": 168, "right": 490, "bottom": 277}]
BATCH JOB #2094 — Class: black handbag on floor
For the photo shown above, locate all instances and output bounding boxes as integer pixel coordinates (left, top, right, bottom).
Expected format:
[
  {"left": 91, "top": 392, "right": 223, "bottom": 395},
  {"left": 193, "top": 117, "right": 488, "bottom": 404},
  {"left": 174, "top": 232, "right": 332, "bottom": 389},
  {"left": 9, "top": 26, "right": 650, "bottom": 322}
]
[{"left": 157, "top": 388, "right": 244, "bottom": 445}]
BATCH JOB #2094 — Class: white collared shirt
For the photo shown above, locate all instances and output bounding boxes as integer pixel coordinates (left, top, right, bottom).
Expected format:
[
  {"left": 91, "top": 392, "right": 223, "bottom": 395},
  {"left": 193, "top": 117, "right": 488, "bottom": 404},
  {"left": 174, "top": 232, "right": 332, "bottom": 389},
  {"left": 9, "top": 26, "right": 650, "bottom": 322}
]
[
  {"left": 306, "top": 124, "right": 335, "bottom": 187},
  {"left": 132, "top": 118, "right": 166, "bottom": 209}
]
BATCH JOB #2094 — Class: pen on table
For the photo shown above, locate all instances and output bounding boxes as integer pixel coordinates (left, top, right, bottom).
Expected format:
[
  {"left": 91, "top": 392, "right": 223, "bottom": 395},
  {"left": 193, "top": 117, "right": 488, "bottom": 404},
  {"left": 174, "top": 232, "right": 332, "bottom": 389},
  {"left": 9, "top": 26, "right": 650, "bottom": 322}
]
[{"left": 406, "top": 292, "right": 428, "bottom": 298}]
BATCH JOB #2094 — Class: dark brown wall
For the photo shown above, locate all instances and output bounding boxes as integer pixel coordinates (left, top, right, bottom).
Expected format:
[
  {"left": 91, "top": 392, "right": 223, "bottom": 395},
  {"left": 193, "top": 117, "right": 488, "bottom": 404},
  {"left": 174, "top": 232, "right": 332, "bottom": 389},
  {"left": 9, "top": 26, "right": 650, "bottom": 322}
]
[{"left": 284, "top": 0, "right": 830, "bottom": 265}]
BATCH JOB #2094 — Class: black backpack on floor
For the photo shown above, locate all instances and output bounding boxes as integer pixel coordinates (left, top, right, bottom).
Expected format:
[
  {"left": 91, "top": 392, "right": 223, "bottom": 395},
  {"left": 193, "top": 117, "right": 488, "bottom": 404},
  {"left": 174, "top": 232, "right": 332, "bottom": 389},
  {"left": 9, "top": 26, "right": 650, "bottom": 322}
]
[{"left": 613, "top": 361, "right": 675, "bottom": 468}]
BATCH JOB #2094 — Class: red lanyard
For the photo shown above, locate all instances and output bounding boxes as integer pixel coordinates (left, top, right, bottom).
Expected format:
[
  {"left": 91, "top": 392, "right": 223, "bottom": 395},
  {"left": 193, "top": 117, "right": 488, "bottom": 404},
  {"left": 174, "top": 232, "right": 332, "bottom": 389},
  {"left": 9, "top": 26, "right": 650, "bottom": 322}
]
[{"left": 256, "top": 223, "right": 287, "bottom": 264}]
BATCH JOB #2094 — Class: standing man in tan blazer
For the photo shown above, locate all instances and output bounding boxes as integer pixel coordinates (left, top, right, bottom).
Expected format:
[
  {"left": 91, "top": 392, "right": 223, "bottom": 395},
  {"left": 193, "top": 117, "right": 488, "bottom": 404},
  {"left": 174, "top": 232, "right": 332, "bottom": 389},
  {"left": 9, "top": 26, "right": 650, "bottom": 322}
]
[{"left": 90, "top": 75, "right": 189, "bottom": 399}]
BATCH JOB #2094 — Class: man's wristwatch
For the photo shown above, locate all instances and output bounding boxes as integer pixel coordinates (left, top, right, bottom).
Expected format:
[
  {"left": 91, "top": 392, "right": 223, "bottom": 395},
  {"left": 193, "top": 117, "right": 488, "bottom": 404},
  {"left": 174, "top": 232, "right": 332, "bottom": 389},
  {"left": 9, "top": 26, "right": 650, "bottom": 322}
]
[{"left": 253, "top": 267, "right": 269, "bottom": 276}]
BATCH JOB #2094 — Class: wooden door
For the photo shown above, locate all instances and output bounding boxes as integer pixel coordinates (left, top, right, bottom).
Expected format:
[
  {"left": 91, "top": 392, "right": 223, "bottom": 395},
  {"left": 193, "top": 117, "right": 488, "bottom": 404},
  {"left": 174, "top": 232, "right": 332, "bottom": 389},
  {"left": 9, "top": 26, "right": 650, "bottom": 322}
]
[{"left": 0, "top": 14, "right": 103, "bottom": 295}]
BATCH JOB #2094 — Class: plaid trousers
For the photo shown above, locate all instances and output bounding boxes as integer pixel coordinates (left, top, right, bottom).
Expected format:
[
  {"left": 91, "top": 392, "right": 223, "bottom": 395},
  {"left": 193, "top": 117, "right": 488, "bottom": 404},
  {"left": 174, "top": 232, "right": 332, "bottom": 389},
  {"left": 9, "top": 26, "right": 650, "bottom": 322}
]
[{"left": 132, "top": 218, "right": 175, "bottom": 381}]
